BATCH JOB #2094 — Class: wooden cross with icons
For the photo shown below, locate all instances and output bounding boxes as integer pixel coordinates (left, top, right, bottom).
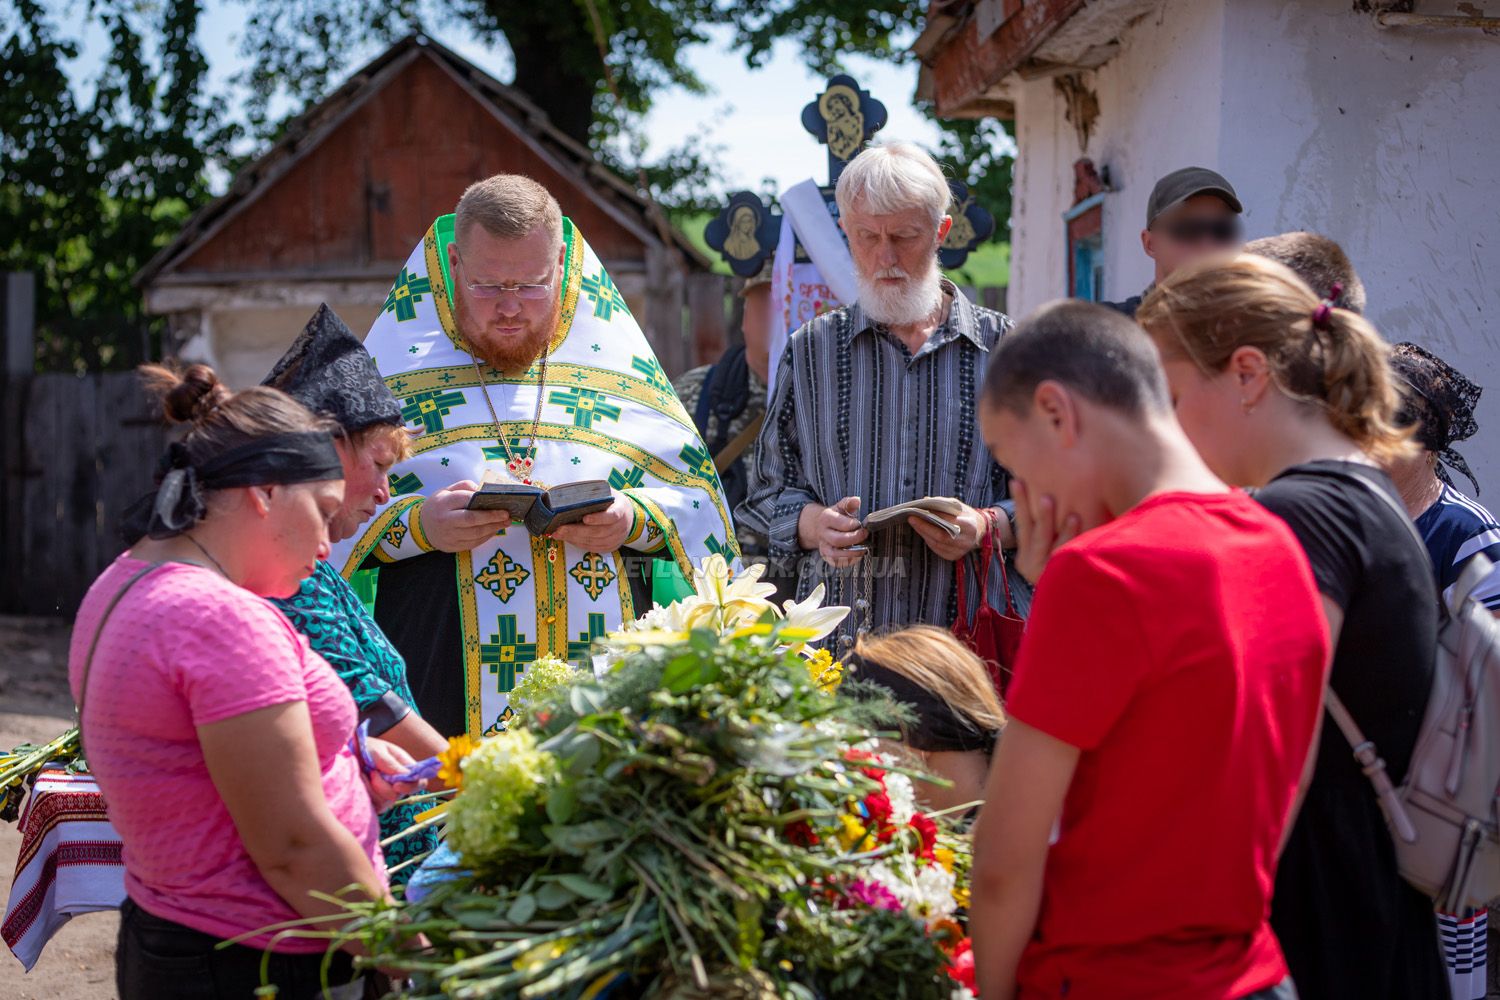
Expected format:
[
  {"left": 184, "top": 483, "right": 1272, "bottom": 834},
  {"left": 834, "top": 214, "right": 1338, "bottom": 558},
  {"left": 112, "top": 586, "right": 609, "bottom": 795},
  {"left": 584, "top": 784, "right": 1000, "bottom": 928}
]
[{"left": 703, "top": 75, "right": 995, "bottom": 276}]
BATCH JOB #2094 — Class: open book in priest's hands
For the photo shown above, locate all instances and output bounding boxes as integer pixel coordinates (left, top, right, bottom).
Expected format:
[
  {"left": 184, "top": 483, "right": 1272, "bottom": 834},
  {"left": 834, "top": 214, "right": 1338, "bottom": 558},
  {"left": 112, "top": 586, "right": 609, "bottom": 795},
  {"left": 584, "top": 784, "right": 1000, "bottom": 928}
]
[
  {"left": 466, "top": 471, "right": 615, "bottom": 535},
  {"left": 861, "top": 496, "right": 968, "bottom": 539}
]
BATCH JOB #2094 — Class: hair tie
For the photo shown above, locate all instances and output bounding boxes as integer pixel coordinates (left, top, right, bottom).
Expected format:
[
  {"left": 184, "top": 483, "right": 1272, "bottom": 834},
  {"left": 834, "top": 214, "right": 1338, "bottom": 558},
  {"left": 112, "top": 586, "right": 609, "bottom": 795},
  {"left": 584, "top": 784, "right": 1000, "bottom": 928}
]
[
  {"left": 1328, "top": 282, "right": 1344, "bottom": 302},
  {"left": 1311, "top": 301, "right": 1334, "bottom": 330}
]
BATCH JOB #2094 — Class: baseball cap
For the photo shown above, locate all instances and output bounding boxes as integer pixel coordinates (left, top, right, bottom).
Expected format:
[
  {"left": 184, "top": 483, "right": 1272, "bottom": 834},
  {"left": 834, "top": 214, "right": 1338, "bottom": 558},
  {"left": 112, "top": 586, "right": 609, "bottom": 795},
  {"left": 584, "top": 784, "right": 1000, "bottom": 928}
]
[{"left": 1146, "top": 167, "right": 1243, "bottom": 229}]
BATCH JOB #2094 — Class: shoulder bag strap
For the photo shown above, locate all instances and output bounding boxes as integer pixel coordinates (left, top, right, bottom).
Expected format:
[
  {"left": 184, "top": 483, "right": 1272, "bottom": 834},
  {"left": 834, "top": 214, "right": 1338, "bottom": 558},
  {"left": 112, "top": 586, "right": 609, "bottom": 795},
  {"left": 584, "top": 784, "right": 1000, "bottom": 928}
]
[
  {"left": 991, "top": 510, "right": 1017, "bottom": 615},
  {"left": 693, "top": 362, "right": 722, "bottom": 440},
  {"left": 76, "top": 563, "right": 164, "bottom": 736},
  {"left": 713, "top": 412, "right": 766, "bottom": 473}
]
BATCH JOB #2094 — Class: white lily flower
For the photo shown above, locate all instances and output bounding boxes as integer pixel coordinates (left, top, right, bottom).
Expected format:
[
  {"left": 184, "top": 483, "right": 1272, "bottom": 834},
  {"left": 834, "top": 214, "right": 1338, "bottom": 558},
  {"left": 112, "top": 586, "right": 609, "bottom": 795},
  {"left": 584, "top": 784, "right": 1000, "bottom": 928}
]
[{"left": 780, "top": 584, "right": 850, "bottom": 645}]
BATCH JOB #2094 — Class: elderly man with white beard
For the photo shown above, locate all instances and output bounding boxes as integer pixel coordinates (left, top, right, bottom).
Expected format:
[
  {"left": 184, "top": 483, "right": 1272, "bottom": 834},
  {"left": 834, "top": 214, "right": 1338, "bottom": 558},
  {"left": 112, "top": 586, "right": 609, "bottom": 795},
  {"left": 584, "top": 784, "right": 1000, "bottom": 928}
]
[{"left": 738, "top": 142, "right": 1021, "bottom": 651}]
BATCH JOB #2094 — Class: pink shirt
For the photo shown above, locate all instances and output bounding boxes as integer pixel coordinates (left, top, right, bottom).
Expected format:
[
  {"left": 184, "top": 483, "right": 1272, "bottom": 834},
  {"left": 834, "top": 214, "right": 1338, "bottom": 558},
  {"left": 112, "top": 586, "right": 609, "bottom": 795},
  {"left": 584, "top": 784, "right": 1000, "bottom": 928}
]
[{"left": 68, "top": 556, "right": 385, "bottom": 951}]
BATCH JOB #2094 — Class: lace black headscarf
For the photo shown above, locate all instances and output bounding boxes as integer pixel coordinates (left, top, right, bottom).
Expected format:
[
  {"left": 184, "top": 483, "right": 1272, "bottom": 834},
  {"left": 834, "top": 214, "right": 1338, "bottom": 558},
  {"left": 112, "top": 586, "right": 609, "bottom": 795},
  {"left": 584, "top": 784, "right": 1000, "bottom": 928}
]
[{"left": 1391, "top": 342, "right": 1483, "bottom": 495}]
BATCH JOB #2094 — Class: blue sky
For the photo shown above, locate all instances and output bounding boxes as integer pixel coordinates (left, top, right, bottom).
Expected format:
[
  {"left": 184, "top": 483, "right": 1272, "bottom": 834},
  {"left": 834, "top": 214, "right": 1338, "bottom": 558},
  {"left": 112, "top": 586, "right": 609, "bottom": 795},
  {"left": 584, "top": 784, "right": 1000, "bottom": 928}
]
[{"left": 59, "top": 1, "right": 952, "bottom": 197}]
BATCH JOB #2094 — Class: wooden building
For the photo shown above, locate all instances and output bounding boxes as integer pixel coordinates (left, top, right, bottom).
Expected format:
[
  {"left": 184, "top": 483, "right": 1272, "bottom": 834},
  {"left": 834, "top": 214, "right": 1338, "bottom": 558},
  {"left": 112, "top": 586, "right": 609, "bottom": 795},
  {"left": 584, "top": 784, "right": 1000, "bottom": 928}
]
[{"left": 136, "top": 34, "right": 713, "bottom": 388}]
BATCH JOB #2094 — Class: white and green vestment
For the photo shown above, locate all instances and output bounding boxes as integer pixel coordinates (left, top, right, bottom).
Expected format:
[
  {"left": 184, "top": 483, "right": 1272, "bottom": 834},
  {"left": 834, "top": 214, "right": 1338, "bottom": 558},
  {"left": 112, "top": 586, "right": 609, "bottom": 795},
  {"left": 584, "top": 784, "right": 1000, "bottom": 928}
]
[{"left": 335, "top": 215, "right": 736, "bottom": 735}]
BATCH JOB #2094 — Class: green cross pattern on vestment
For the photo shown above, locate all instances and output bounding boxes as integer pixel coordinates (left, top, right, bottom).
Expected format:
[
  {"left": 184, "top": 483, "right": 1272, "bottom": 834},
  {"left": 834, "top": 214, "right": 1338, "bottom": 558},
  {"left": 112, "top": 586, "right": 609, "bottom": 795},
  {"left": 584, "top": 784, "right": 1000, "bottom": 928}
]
[
  {"left": 383, "top": 268, "right": 432, "bottom": 322},
  {"left": 679, "top": 443, "right": 717, "bottom": 481},
  {"left": 482, "top": 441, "right": 538, "bottom": 465},
  {"left": 608, "top": 466, "right": 646, "bottom": 490},
  {"left": 548, "top": 387, "right": 622, "bottom": 430},
  {"left": 630, "top": 356, "right": 671, "bottom": 392},
  {"left": 580, "top": 267, "right": 630, "bottom": 321},
  {"left": 481, "top": 615, "right": 537, "bottom": 693},
  {"left": 568, "top": 553, "right": 616, "bottom": 601},
  {"left": 401, "top": 389, "right": 466, "bottom": 434},
  {"left": 705, "top": 534, "right": 730, "bottom": 559},
  {"left": 476, "top": 550, "right": 530, "bottom": 603},
  {"left": 567, "top": 613, "right": 608, "bottom": 661},
  {"left": 388, "top": 472, "right": 423, "bottom": 496}
]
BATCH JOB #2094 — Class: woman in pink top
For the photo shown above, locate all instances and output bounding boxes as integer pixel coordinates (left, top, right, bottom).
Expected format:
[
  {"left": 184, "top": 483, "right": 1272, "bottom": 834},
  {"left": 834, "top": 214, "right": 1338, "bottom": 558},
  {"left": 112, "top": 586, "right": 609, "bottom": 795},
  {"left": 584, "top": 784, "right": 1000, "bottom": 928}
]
[{"left": 70, "top": 363, "right": 423, "bottom": 999}]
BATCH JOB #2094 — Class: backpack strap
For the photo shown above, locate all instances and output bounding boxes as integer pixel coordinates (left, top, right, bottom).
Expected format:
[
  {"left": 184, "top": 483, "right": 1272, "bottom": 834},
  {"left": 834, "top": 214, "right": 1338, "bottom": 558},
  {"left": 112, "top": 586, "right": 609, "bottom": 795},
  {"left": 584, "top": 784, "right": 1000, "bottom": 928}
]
[
  {"left": 1311, "top": 463, "right": 1433, "bottom": 571},
  {"left": 1448, "top": 551, "right": 1495, "bottom": 617},
  {"left": 1322, "top": 688, "right": 1419, "bottom": 844},
  {"left": 76, "top": 563, "right": 164, "bottom": 738}
]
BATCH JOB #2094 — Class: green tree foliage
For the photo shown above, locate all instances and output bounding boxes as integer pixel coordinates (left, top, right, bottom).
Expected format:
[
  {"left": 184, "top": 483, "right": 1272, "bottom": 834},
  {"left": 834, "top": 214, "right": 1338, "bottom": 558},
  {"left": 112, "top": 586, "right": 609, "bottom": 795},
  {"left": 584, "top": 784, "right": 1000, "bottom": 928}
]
[
  {"left": 237, "top": 0, "right": 1013, "bottom": 236},
  {"left": 4, "top": 0, "right": 1012, "bottom": 373},
  {"left": 925, "top": 114, "right": 1014, "bottom": 245},
  {"left": 1, "top": 0, "right": 239, "bottom": 371}
]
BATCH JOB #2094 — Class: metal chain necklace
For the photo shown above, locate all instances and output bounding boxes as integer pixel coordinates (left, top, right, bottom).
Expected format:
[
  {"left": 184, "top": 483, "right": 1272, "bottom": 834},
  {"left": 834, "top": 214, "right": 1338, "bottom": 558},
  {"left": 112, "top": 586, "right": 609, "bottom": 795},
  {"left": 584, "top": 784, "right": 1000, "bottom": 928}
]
[
  {"left": 182, "top": 533, "right": 229, "bottom": 579},
  {"left": 469, "top": 347, "right": 550, "bottom": 487}
]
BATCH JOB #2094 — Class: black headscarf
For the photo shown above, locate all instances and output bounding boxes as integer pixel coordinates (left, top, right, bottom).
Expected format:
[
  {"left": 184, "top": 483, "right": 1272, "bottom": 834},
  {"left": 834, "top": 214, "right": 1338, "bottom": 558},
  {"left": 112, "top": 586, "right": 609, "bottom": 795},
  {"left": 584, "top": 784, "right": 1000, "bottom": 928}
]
[
  {"left": 1391, "top": 342, "right": 1483, "bottom": 495},
  {"left": 262, "top": 303, "right": 402, "bottom": 432},
  {"left": 123, "top": 432, "right": 344, "bottom": 540}
]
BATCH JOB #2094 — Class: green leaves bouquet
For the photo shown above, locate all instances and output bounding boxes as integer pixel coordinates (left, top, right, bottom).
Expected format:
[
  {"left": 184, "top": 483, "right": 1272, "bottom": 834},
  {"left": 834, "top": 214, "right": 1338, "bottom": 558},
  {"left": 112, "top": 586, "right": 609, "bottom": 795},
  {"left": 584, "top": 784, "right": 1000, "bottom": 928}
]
[{"left": 316, "top": 556, "right": 979, "bottom": 999}]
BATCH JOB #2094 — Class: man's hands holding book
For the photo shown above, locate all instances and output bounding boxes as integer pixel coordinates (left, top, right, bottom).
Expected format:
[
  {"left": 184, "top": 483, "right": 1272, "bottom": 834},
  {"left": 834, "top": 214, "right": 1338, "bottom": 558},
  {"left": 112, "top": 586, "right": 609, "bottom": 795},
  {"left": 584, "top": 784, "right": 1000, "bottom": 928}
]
[
  {"left": 550, "top": 494, "right": 635, "bottom": 552},
  {"left": 421, "top": 480, "right": 513, "bottom": 552},
  {"left": 420, "top": 480, "right": 635, "bottom": 553},
  {"left": 799, "top": 497, "right": 869, "bottom": 568},
  {"left": 906, "top": 502, "right": 991, "bottom": 561}
]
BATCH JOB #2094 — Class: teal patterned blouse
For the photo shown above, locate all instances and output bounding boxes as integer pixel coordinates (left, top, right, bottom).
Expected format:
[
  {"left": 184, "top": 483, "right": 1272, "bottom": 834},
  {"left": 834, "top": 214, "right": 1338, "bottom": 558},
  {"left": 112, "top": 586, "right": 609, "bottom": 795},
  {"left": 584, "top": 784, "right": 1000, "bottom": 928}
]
[{"left": 271, "top": 560, "right": 437, "bottom": 884}]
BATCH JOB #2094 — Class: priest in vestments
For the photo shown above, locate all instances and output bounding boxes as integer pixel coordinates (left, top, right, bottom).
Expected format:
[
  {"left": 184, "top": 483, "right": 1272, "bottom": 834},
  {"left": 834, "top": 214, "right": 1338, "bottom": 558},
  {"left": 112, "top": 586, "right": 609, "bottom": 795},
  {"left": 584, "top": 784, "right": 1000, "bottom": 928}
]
[{"left": 335, "top": 174, "right": 735, "bottom": 737}]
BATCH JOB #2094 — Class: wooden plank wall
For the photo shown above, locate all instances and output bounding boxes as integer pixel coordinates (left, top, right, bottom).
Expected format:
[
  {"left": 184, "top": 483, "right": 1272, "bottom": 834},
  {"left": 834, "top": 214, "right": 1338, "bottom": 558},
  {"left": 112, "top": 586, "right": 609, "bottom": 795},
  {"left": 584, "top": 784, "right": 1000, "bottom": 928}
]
[{"left": 1, "top": 373, "right": 166, "bottom": 616}]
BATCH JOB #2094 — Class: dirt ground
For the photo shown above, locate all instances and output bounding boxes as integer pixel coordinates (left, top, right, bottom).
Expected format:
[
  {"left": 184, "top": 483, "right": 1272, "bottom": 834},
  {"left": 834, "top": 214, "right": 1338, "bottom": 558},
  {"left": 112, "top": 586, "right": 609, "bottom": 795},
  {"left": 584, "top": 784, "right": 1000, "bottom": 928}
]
[{"left": 0, "top": 615, "right": 117, "bottom": 1000}]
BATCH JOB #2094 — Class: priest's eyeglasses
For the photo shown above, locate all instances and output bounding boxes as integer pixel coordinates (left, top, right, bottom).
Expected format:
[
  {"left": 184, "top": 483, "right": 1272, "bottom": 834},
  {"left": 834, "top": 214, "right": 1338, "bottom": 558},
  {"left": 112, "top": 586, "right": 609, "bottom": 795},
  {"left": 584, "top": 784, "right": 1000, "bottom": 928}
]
[{"left": 453, "top": 248, "right": 554, "bottom": 301}]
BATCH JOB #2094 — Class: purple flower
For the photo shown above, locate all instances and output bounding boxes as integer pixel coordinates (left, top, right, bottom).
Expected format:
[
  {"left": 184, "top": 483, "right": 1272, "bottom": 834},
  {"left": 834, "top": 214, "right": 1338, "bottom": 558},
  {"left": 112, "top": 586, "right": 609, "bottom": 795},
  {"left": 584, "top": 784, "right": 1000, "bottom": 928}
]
[{"left": 841, "top": 878, "right": 902, "bottom": 912}]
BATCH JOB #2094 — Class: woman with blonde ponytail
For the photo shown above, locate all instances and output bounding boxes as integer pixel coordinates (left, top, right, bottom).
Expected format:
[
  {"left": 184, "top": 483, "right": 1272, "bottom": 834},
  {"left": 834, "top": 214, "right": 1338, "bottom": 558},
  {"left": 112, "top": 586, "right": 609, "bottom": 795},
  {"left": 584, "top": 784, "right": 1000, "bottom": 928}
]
[{"left": 1138, "top": 256, "right": 1445, "bottom": 1000}]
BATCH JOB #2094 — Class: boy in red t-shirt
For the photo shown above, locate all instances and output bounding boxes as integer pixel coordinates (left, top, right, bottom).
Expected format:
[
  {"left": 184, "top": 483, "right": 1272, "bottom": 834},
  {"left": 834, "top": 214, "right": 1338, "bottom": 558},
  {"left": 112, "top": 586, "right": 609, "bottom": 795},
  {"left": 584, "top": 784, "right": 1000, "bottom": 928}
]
[{"left": 971, "top": 301, "right": 1328, "bottom": 1000}]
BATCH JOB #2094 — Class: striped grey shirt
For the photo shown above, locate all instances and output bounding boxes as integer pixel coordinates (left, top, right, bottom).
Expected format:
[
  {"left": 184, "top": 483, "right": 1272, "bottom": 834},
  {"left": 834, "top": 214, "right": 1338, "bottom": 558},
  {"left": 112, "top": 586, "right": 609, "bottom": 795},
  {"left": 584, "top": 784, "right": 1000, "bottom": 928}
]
[{"left": 737, "top": 280, "right": 1028, "bottom": 649}]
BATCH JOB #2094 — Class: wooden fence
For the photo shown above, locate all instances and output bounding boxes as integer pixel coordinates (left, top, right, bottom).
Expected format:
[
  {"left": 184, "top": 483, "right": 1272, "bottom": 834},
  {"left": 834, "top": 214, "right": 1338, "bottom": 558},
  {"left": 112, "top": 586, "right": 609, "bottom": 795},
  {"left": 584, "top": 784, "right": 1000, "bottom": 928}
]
[{"left": 0, "top": 371, "right": 167, "bottom": 616}]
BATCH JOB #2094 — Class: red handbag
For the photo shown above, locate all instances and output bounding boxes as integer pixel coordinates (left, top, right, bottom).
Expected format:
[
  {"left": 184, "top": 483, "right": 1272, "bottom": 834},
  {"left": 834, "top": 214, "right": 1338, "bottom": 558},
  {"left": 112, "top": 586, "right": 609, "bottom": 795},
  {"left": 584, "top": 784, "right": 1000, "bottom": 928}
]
[{"left": 952, "top": 509, "right": 1026, "bottom": 698}]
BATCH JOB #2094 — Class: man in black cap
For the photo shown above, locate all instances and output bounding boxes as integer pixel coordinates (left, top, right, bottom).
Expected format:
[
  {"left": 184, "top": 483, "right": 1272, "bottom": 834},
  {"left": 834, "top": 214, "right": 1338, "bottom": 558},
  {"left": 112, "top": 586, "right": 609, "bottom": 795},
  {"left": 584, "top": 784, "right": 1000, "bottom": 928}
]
[{"left": 1103, "top": 166, "right": 1243, "bottom": 318}]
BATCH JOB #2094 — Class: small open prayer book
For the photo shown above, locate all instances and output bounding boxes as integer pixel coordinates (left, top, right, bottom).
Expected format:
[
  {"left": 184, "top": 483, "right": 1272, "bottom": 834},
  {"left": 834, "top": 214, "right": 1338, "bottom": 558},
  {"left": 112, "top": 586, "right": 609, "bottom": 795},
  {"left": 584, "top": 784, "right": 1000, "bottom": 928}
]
[
  {"left": 467, "top": 473, "right": 614, "bottom": 534},
  {"left": 862, "top": 496, "right": 967, "bottom": 538}
]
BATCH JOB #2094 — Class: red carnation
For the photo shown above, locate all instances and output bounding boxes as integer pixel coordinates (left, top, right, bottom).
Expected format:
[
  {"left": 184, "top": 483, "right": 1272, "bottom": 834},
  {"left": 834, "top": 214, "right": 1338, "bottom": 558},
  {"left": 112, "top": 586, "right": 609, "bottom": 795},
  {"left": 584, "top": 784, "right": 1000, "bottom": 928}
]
[
  {"left": 910, "top": 813, "right": 938, "bottom": 860},
  {"left": 947, "top": 938, "right": 977, "bottom": 991},
  {"left": 863, "top": 790, "right": 893, "bottom": 827},
  {"left": 785, "top": 820, "right": 820, "bottom": 847},
  {"left": 844, "top": 748, "right": 887, "bottom": 782}
]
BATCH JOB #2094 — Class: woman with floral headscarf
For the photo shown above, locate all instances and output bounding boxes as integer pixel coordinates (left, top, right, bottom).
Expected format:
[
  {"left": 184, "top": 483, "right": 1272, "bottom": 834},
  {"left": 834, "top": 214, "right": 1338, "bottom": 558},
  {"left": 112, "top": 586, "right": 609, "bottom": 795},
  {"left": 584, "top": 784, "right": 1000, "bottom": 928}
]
[{"left": 1385, "top": 342, "right": 1500, "bottom": 616}]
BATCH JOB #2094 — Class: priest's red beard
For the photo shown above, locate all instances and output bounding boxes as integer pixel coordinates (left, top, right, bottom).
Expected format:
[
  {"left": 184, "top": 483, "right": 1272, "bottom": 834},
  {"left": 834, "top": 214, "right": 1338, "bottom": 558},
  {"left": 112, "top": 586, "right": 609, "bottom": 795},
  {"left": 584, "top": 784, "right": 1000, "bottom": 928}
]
[{"left": 455, "top": 293, "right": 562, "bottom": 372}]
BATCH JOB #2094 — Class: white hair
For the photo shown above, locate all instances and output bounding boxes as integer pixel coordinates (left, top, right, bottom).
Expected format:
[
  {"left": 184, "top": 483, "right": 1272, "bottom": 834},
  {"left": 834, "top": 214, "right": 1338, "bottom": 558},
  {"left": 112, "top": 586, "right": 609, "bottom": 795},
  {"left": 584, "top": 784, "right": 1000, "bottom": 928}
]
[{"left": 835, "top": 142, "right": 951, "bottom": 225}]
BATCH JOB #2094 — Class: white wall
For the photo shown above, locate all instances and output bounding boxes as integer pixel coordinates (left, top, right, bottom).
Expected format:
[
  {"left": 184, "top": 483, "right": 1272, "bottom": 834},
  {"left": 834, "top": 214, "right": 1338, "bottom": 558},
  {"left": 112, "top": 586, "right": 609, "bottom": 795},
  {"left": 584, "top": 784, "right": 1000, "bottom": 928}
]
[
  {"left": 1006, "top": 0, "right": 1500, "bottom": 488},
  {"left": 206, "top": 303, "right": 385, "bottom": 389},
  {"left": 1009, "top": 0, "right": 1226, "bottom": 317},
  {"left": 1219, "top": 0, "right": 1500, "bottom": 489}
]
